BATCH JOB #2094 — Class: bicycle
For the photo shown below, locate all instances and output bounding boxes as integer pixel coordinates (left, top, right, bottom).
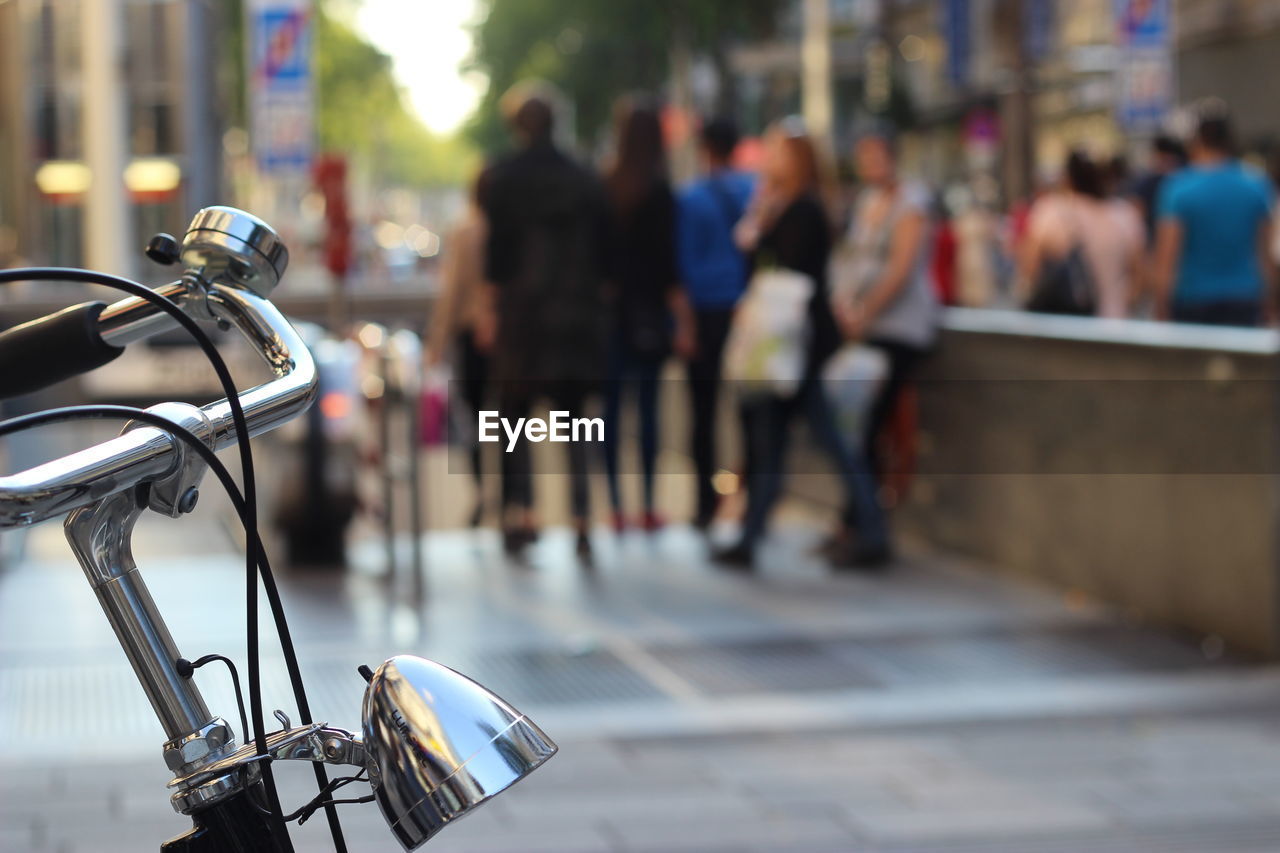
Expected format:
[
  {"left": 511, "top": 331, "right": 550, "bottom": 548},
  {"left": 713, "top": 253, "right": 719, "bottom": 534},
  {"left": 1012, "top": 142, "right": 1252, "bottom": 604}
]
[{"left": 0, "top": 207, "right": 556, "bottom": 851}]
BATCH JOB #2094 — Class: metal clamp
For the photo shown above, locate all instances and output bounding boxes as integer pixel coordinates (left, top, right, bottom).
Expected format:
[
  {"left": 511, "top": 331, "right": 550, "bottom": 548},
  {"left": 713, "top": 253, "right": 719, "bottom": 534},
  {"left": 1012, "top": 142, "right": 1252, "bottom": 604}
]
[
  {"left": 163, "top": 717, "right": 237, "bottom": 773},
  {"left": 166, "top": 721, "right": 366, "bottom": 815},
  {"left": 124, "top": 402, "right": 214, "bottom": 517}
]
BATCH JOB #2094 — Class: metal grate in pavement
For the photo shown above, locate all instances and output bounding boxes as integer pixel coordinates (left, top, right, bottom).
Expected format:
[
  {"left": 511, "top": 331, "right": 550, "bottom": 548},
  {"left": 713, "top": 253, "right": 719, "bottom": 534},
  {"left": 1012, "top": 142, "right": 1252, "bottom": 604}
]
[
  {"left": 827, "top": 624, "right": 1230, "bottom": 686},
  {"left": 648, "top": 637, "right": 884, "bottom": 695},
  {"left": 0, "top": 622, "right": 1234, "bottom": 750},
  {"left": 448, "top": 647, "right": 667, "bottom": 705},
  {"left": 0, "top": 648, "right": 665, "bottom": 751}
]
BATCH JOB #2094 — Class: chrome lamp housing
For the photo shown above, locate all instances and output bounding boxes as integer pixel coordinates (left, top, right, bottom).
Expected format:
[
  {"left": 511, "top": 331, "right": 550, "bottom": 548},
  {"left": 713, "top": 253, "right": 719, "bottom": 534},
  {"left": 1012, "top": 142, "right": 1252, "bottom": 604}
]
[{"left": 362, "top": 655, "right": 558, "bottom": 849}]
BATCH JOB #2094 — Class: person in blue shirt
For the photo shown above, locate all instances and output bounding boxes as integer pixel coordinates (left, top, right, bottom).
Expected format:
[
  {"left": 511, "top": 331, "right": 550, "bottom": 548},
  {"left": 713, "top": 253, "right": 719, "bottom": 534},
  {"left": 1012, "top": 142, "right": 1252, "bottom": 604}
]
[
  {"left": 677, "top": 117, "right": 755, "bottom": 529},
  {"left": 1154, "top": 108, "right": 1276, "bottom": 326}
]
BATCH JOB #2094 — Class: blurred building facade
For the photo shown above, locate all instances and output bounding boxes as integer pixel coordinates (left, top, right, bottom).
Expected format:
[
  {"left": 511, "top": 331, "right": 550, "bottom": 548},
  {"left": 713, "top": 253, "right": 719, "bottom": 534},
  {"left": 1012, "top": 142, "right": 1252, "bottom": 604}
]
[
  {"left": 723, "top": 0, "right": 1280, "bottom": 203},
  {"left": 0, "top": 0, "right": 225, "bottom": 277}
]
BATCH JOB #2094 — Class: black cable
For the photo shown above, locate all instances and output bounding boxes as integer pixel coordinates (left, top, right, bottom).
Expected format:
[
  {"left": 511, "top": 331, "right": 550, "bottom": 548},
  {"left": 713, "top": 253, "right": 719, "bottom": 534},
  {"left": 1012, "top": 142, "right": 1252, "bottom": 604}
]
[
  {"left": 182, "top": 654, "right": 252, "bottom": 749},
  {"left": 0, "top": 269, "right": 346, "bottom": 850},
  {"left": 286, "top": 769, "right": 372, "bottom": 825},
  {"left": 0, "top": 406, "right": 337, "bottom": 826},
  {"left": 0, "top": 269, "right": 289, "bottom": 839}
]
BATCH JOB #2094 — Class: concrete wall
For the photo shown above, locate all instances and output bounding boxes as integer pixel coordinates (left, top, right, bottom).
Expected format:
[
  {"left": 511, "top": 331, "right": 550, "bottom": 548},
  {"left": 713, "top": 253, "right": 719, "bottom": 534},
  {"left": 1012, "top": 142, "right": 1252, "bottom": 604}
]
[{"left": 802, "top": 309, "right": 1280, "bottom": 656}]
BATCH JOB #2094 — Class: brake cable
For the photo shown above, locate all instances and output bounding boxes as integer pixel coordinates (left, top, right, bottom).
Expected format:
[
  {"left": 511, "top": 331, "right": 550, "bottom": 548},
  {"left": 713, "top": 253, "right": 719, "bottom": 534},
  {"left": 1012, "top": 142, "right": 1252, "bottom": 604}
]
[
  {"left": 0, "top": 404, "right": 372, "bottom": 833},
  {"left": 0, "top": 270, "right": 347, "bottom": 851}
]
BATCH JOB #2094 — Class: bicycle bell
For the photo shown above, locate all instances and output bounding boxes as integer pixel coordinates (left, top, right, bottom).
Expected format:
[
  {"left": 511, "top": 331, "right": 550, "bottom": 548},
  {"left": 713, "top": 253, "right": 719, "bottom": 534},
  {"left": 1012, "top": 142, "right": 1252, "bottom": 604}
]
[{"left": 179, "top": 206, "right": 290, "bottom": 297}]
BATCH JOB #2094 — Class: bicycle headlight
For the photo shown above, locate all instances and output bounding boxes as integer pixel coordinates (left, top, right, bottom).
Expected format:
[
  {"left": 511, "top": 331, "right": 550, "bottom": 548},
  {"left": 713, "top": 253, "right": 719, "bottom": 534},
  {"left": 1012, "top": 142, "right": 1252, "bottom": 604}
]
[{"left": 361, "top": 655, "right": 557, "bottom": 850}]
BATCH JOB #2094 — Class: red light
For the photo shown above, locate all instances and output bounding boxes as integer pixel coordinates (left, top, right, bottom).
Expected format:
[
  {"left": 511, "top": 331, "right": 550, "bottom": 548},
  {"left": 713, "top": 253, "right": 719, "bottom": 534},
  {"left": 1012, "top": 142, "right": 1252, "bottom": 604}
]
[{"left": 319, "top": 391, "right": 352, "bottom": 420}]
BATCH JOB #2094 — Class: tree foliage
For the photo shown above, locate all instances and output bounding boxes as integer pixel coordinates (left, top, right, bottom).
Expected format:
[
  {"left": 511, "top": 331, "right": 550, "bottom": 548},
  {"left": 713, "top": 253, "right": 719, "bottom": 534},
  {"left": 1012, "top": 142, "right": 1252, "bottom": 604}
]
[
  {"left": 314, "top": 9, "right": 476, "bottom": 187},
  {"left": 226, "top": 1, "right": 475, "bottom": 188},
  {"left": 465, "top": 0, "right": 785, "bottom": 154}
]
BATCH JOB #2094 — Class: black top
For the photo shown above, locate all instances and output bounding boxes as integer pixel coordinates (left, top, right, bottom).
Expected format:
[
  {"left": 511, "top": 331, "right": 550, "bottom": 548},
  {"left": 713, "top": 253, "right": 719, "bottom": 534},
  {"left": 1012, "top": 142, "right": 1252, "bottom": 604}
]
[
  {"left": 482, "top": 140, "right": 611, "bottom": 390},
  {"left": 608, "top": 178, "right": 679, "bottom": 358},
  {"left": 753, "top": 193, "right": 839, "bottom": 378}
]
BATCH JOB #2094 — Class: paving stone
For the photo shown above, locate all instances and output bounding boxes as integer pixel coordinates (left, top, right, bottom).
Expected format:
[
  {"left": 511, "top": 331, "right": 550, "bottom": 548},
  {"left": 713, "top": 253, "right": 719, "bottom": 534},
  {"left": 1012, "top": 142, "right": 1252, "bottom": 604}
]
[
  {"left": 846, "top": 801, "right": 1113, "bottom": 843},
  {"left": 610, "top": 813, "right": 858, "bottom": 852}
]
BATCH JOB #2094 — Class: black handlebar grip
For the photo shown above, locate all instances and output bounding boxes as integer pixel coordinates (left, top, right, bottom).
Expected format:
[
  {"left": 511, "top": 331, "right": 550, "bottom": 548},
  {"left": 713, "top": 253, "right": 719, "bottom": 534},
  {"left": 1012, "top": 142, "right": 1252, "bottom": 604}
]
[{"left": 0, "top": 302, "right": 124, "bottom": 400}]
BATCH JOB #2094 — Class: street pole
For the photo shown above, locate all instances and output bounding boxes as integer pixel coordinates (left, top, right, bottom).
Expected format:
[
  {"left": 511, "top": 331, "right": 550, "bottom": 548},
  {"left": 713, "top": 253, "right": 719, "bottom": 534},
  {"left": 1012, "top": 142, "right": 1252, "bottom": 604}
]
[
  {"left": 999, "top": 0, "right": 1035, "bottom": 207},
  {"left": 669, "top": 4, "right": 697, "bottom": 185},
  {"left": 81, "top": 0, "right": 133, "bottom": 278},
  {"left": 802, "top": 0, "right": 834, "bottom": 155},
  {"left": 181, "top": 0, "right": 220, "bottom": 212}
]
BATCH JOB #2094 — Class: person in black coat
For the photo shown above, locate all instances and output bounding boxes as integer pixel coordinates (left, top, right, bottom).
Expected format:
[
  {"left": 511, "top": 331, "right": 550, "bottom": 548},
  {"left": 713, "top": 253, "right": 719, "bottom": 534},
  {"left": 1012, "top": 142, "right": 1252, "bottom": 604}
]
[{"left": 481, "top": 86, "right": 611, "bottom": 558}]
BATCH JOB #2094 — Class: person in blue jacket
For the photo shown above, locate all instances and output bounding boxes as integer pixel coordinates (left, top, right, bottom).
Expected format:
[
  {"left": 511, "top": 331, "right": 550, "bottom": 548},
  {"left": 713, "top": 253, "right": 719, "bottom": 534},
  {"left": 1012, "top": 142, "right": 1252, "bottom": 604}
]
[{"left": 677, "top": 117, "right": 755, "bottom": 529}]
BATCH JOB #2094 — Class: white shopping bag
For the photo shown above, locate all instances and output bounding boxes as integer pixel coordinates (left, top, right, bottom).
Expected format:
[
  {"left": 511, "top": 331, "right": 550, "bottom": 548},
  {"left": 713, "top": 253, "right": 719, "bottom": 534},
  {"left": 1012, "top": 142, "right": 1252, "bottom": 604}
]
[
  {"left": 723, "top": 267, "right": 814, "bottom": 398},
  {"left": 821, "top": 344, "right": 889, "bottom": 445}
]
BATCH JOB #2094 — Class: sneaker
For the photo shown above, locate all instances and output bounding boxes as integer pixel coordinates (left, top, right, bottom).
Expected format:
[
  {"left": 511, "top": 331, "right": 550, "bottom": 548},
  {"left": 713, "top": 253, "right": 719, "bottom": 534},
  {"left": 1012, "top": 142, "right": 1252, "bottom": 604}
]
[
  {"left": 809, "top": 530, "right": 848, "bottom": 561},
  {"left": 501, "top": 526, "right": 527, "bottom": 556},
  {"left": 833, "top": 541, "right": 893, "bottom": 572},
  {"left": 712, "top": 541, "right": 755, "bottom": 570},
  {"left": 502, "top": 525, "right": 538, "bottom": 556},
  {"left": 575, "top": 529, "right": 593, "bottom": 563}
]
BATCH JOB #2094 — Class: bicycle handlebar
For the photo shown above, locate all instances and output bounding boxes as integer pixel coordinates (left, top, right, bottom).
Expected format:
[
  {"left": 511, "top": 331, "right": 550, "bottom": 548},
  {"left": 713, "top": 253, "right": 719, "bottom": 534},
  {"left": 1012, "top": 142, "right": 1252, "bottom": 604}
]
[
  {"left": 0, "top": 282, "right": 317, "bottom": 528},
  {"left": 0, "top": 301, "right": 125, "bottom": 399}
]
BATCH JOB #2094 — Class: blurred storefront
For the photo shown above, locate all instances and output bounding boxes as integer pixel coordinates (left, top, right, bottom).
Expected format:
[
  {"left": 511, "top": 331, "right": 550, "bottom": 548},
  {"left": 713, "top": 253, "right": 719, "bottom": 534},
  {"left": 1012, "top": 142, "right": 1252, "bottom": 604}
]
[
  {"left": 723, "top": 0, "right": 1278, "bottom": 206},
  {"left": 0, "top": 0, "right": 223, "bottom": 279},
  {"left": 1177, "top": 0, "right": 1280, "bottom": 149}
]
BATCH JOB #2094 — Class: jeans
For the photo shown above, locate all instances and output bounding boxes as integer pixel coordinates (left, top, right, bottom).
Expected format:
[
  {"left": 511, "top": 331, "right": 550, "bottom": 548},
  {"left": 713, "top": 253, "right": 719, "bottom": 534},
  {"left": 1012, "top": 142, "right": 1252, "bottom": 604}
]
[
  {"left": 686, "top": 308, "right": 735, "bottom": 520},
  {"left": 456, "top": 329, "right": 489, "bottom": 486},
  {"left": 738, "top": 379, "right": 887, "bottom": 550},
  {"left": 1171, "top": 300, "right": 1262, "bottom": 327},
  {"left": 863, "top": 339, "right": 925, "bottom": 482},
  {"left": 602, "top": 342, "right": 664, "bottom": 513}
]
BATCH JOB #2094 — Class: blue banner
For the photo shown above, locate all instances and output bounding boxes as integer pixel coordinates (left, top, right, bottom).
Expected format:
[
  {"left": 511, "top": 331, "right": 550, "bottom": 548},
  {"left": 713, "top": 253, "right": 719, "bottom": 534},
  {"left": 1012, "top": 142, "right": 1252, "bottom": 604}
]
[
  {"left": 249, "top": 1, "right": 314, "bottom": 174},
  {"left": 1114, "top": 0, "right": 1173, "bottom": 130}
]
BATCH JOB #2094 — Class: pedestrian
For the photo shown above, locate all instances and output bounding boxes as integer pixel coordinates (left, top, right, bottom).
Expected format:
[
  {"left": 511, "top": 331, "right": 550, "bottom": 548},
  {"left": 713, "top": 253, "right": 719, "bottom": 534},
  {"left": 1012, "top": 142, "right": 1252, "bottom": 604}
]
[
  {"left": 1129, "top": 135, "right": 1188, "bottom": 246},
  {"left": 426, "top": 167, "right": 495, "bottom": 527},
  {"left": 676, "top": 116, "right": 755, "bottom": 530},
  {"left": 1153, "top": 106, "right": 1276, "bottom": 326},
  {"left": 827, "top": 130, "right": 938, "bottom": 557},
  {"left": 713, "top": 120, "right": 889, "bottom": 570},
  {"left": 1019, "top": 151, "right": 1143, "bottom": 319},
  {"left": 600, "top": 98, "right": 696, "bottom": 533},
  {"left": 481, "top": 83, "right": 611, "bottom": 558}
]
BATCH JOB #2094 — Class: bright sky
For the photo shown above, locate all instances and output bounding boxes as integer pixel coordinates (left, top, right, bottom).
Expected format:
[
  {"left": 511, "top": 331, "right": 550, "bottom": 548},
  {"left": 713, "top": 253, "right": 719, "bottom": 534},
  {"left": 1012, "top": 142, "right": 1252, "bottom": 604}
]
[{"left": 353, "top": 0, "right": 487, "bottom": 135}]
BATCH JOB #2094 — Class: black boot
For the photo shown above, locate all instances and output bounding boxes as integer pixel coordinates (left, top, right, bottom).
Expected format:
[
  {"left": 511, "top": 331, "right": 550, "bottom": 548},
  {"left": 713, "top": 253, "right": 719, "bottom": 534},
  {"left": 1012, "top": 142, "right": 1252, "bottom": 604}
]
[{"left": 712, "top": 540, "right": 755, "bottom": 570}]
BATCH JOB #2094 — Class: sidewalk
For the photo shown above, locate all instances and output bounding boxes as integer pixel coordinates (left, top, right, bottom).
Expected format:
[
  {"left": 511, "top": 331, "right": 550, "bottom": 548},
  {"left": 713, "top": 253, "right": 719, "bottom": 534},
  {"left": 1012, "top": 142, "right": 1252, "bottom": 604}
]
[{"left": 4, "top": 516, "right": 1280, "bottom": 851}]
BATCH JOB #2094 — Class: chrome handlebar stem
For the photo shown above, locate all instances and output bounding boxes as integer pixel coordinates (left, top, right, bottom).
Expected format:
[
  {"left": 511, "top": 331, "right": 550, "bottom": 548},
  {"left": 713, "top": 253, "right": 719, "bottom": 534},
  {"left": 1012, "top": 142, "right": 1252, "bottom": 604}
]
[{"left": 0, "top": 206, "right": 319, "bottom": 817}]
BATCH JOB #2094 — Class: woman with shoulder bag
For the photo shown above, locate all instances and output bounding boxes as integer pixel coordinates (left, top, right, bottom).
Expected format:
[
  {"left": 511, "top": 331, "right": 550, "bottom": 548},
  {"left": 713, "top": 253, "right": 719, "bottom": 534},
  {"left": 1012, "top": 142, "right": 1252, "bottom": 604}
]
[
  {"left": 1019, "top": 150, "right": 1142, "bottom": 318},
  {"left": 714, "top": 120, "right": 888, "bottom": 569}
]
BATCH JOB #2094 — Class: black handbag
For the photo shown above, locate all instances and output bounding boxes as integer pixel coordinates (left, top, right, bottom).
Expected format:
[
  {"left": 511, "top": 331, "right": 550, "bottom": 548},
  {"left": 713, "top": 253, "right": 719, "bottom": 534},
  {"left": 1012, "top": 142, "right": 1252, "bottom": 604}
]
[
  {"left": 1027, "top": 243, "right": 1096, "bottom": 315},
  {"left": 1027, "top": 200, "right": 1097, "bottom": 316}
]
